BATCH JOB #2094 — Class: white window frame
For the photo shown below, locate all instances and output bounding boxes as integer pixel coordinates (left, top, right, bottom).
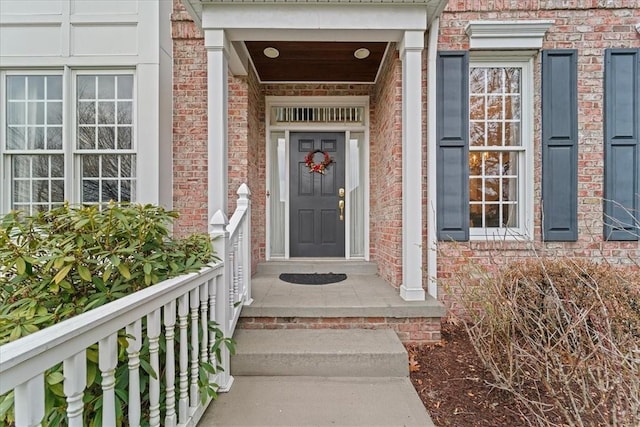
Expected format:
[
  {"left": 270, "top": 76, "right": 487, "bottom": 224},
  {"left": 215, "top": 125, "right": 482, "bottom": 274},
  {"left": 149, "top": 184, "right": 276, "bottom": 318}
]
[
  {"left": 468, "top": 57, "right": 534, "bottom": 240},
  {"left": 1, "top": 68, "right": 137, "bottom": 214}
]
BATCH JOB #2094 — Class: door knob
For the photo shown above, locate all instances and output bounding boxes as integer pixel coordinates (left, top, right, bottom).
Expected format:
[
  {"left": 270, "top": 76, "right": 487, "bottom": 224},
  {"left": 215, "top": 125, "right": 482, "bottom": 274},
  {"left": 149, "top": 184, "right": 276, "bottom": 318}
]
[
  {"left": 339, "top": 188, "right": 345, "bottom": 198},
  {"left": 338, "top": 200, "right": 345, "bottom": 221}
]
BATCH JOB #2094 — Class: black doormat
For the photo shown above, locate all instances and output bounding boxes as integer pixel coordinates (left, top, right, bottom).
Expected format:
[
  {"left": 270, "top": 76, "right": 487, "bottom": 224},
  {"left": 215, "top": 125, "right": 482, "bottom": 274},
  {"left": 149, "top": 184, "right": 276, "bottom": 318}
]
[{"left": 279, "top": 273, "right": 347, "bottom": 285}]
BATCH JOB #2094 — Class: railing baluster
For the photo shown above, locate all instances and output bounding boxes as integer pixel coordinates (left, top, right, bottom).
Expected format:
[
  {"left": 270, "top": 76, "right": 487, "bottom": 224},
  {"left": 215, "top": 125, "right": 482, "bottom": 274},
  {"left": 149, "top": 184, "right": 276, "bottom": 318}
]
[
  {"left": 64, "top": 351, "right": 86, "bottom": 427},
  {"left": 237, "top": 183, "right": 253, "bottom": 305},
  {"left": 99, "top": 334, "right": 118, "bottom": 426},
  {"left": 163, "top": 300, "right": 177, "bottom": 427},
  {"left": 200, "top": 282, "right": 209, "bottom": 367},
  {"left": 14, "top": 374, "right": 44, "bottom": 427},
  {"left": 208, "top": 277, "right": 218, "bottom": 382},
  {"left": 237, "top": 229, "right": 244, "bottom": 304},
  {"left": 178, "top": 293, "right": 189, "bottom": 424},
  {"left": 126, "top": 320, "right": 142, "bottom": 427},
  {"left": 190, "top": 287, "right": 200, "bottom": 407},
  {"left": 147, "top": 309, "right": 161, "bottom": 426}
]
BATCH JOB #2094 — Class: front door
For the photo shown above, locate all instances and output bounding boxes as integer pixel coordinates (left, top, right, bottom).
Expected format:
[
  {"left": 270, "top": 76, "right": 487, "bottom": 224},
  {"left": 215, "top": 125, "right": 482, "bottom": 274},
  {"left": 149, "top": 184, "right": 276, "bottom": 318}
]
[{"left": 290, "top": 132, "right": 345, "bottom": 257}]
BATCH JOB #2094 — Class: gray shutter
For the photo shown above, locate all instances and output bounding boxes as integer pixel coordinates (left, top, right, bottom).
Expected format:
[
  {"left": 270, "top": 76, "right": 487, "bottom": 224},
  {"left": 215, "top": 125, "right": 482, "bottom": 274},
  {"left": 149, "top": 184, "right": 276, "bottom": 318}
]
[
  {"left": 542, "top": 50, "right": 578, "bottom": 241},
  {"left": 437, "top": 51, "right": 469, "bottom": 241},
  {"left": 604, "top": 48, "right": 640, "bottom": 241}
]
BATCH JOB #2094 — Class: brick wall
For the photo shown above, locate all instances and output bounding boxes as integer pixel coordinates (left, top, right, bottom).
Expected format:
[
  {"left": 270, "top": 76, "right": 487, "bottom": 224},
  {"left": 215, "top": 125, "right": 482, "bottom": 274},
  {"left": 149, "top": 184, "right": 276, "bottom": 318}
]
[
  {"left": 172, "top": 3, "right": 208, "bottom": 237},
  {"left": 370, "top": 47, "right": 404, "bottom": 287},
  {"left": 436, "top": 2, "right": 640, "bottom": 313}
]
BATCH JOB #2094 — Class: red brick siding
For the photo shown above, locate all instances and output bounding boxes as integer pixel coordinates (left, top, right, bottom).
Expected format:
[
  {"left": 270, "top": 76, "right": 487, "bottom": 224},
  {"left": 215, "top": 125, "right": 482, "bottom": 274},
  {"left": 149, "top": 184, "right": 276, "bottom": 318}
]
[
  {"left": 371, "top": 47, "right": 404, "bottom": 287},
  {"left": 436, "top": 4, "right": 640, "bottom": 314},
  {"left": 238, "top": 316, "right": 442, "bottom": 344},
  {"left": 172, "top": 5, "right": 208, "bottom": 237}
]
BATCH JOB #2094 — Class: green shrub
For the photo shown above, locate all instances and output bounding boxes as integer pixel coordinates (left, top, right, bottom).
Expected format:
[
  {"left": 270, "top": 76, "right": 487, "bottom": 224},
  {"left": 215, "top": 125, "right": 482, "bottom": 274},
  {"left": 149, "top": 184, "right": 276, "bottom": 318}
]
[
  {"left": 451, "top": 258, "right": 640, "bottom": 427},
  {"left": 0, "top": 203, "right": 232, "bottom": 425}
]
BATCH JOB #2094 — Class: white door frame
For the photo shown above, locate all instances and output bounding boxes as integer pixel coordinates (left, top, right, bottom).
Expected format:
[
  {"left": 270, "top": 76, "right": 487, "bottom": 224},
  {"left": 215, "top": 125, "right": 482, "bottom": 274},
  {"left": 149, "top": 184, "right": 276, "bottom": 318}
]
[{"left": 265, "top": 96, "right": 370, "bottom": 261}]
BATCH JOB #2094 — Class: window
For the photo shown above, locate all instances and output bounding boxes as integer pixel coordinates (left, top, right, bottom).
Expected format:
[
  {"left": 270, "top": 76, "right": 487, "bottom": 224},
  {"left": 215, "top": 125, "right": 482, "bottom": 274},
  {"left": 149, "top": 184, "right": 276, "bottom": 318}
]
[
  {"left": 2, "top": 71, "right": 136, "bottom": 213},
  {"left": 468, "top": 60, "right": 532, "bottom": 238}
]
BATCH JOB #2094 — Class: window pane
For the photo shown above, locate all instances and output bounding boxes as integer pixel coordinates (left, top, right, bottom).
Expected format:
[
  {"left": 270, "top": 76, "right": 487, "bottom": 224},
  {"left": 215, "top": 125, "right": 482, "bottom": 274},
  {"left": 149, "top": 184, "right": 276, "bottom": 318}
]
[
  {"left": 486, "top": 122, "right": 502, "bottom": 147},
  {"left": 487, "top": 69, "right": 502, "bottom": 94},
  {"left": 7, "top": 127, "right": 26, "bottom": 150},
  {"left": 121, "top": 180, "right": 132, "bottom": 202},
  {"left": 117, "top": 101, "right": 132, "bottom": 124},
  {"left": 78, "top": 76, "right": 96, "bottom": 99},
  {"left": 27, "top": 102, "right": 44, "bottom": 125},
  {"left": 47, "top": 101, "right": 63, "bottom": 125},
  {"left": 504, "top": 95, "right": 520, "bottom": 120},
  {"left": 33, "top": 156, "right": 49, "bottom": 178},
  {"left": 98, "top": 102, "right": 115, "bottom": 124},
  {"left": 98, "top": 127, "right": 115, "bottom": 149},
  {"left": 78, "top": 127, "right": 95, "bottom": 150},
  {"left": 14, "top": 181, "right": 30, "bottom": 203},
  {"left": 117, "top": 75, "right": 133, "bottom": 99},
  {"left": 102, "top": 180, "right": 118, "bottom": 202},
  {"left": 502, "top": 178, "right": 518, "bottom": 202},
  {"left": 28, "top": 127, "right": 45, "bottom": 150},
  {"left": 7, "top": 102, "right": 25, "bottom": 125},
  {"left": 485, "top": 204, "right": 499, "bottom": 227},
  {"left": 51, "top": 155, "right": 64, "bottom": 177},
  {"left": 51, "top": 180, "right": 64, "bottom": 202},
  {"left": 98, "top": 76, "right": 115, "bottom": 99},
  {"left": 470, "top": 96, "right": 485, "bottom": 120},
  {"left": 504, "top": 68, "right": 520, "bottom": 93},
  {"left": 470, "top": 204, "right": 482, "bottom": 228},
  {"left": 82, "top": 155, "right": 100, "bottom": 177},
  {"left": 487, "top": 96, "right": 502, "bottom": 120},
  {"left": 7, "top": 76, "right": 26, "bottom": 99},
  {"left": 484, "top": 178, "right": 499, "bottom": 201},
  {"left": 27, "top": 76, "right": 45, "bottom": 100},
  {"left": 117, "top": 127, "right": 132, "bottom": 149},
  {"left": 504, "top": 122, "right": 521, "bottom": 147},
  {"left": 470, "top": 122, "right": 485, "bottom": 147},
  {"left": 32, "top": 180, "right": 49, "bottom": 202},
  {"left": 78, "top": 102, "right": 95, "bottom": 124},
  {"left": 469, "top": 153, "right": 482, "bottom": 176},
  {"left": 121, "top": 155, "right": 133, "bottom": 176},
  {"left": 502, "top": 152, "right": 518, "bottom": 176},
  {"left": 469, "top": 68, "right": 485, "bottom": 94},
  {"left": 102, "top": 155, "right": 119, "bottom": 177},
  {"left": 502, "top": 204, "right": 519, "bottom": 227},
  {"left": 83, "top": 181, "right": 99, "bottom": 203},
  {"left": 483, "top": 151, "right": 501, "bottom": 176},
  {"left": 47, "top": 76, "right": 62, "bottom": 99},
  {"left": 469, "top": 178, "right": 482, "bottom": 201},
  {"left": 13, "top": 157, "right": 30, "bottom": 177},
  {"left": 47, "top": 127, "right": 63, "bottom": 150}
]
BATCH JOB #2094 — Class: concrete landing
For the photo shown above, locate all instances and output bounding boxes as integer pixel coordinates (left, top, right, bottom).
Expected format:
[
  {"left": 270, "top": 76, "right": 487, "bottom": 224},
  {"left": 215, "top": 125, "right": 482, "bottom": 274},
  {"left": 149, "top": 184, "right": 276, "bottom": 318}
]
[
  {"left": 231, "top": 329, "right": 408, "bottom": 377},
  {"left": 198, "top": 376, "right": 435, "bottom": 427}
]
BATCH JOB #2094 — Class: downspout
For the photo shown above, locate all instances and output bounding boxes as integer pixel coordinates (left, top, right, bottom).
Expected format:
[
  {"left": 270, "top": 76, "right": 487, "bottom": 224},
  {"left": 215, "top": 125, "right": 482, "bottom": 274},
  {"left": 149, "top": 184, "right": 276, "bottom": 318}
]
[{"left": 426, "top": 17, "right": 440, "bottom": 298}]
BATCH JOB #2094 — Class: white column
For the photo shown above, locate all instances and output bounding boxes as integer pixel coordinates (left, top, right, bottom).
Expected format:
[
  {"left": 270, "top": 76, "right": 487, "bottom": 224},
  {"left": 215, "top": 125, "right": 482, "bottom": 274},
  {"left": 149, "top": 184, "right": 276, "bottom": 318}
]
[
  {"left": 399, "top": 31, "right": 426, "bottom": 301},
  {"left": 205, "top": 30, "right": 230, "bottom": 222}
]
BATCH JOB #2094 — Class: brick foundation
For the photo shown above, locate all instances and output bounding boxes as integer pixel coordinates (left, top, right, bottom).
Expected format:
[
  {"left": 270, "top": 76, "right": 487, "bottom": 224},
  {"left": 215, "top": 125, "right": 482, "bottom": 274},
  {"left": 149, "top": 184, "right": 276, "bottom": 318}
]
[{"left": 237, "top": 316, "right": 442, "bottom": 344}]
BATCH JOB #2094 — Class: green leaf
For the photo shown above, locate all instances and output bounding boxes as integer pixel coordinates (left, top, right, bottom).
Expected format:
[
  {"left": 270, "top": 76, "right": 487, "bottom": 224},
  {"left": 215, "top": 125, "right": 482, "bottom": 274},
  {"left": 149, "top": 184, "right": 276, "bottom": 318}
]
[
  {"left": 0, "top": 392, "right": 15, "bottom": 418},
  {"left": 140, "top": 359, "right": 158, "bottom": 380},
  {"left": 53, "top": 264, "right": 72, "bottom": 285},
  {"left": 78, "top": 265, "right": 91, "bottom": 282},
  {"left": 46, "top": 371, "right": 64, "bottom": 385},
  {"left": 143, "top": 263, "right": 152, "bottom": 275},
  {"left": 9, "top": 326, "right": 22, "bottom": 341},
  {"left": 15, "top": 257, "right": 26, "bottom": 275},
  {"left": 117, "top": 263, "right": 131, "bottom": 280}
]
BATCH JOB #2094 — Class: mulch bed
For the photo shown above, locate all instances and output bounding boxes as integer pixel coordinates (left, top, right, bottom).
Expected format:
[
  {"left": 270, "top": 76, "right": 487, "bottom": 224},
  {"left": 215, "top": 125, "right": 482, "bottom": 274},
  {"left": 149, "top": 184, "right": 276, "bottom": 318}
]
[{"left": 406, "top": 323, "right": 532, "bottom": 426}]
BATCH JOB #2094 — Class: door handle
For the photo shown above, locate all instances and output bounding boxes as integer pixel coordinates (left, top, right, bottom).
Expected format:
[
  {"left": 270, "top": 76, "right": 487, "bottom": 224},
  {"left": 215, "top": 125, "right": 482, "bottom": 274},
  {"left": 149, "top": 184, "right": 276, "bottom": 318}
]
[{"left": 338, "top": 200, "right": 345, "bottom": 221}]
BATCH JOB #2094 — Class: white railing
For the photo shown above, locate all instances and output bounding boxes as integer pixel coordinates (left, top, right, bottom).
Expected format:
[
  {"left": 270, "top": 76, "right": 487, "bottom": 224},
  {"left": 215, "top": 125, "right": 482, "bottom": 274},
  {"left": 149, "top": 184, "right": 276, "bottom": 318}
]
[{"left": 0, "top": 184, "right": 252, "bottom": 427}]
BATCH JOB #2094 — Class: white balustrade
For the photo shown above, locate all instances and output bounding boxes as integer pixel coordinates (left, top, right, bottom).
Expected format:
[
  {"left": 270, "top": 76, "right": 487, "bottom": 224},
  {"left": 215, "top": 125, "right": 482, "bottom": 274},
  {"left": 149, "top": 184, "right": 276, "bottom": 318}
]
[{"left": 0, "top": 184, "right": 252, "bottom": 426}]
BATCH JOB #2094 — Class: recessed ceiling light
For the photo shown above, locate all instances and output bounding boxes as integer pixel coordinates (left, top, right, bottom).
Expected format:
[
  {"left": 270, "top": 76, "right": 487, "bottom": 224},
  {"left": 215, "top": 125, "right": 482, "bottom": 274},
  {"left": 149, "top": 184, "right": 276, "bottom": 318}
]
[
  {"left": 354, "top": 48, "right": 370, "bottom": 60},
  {"left": 263, "top": 47, "right": 280, "bottom": 59}
]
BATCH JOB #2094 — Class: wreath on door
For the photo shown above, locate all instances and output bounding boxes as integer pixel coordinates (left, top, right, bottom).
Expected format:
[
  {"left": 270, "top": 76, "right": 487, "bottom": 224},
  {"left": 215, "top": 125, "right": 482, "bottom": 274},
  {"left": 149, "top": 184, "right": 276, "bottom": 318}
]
[{"left": 304, "top": 149, "right": 333, "bottom": 174}]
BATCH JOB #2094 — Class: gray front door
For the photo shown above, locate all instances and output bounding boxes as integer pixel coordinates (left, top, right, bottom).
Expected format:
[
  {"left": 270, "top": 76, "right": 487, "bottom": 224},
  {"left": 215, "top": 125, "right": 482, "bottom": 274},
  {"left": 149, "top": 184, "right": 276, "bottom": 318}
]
[{"left": 290, "top": 132, "right": 345, "bottom": 257}]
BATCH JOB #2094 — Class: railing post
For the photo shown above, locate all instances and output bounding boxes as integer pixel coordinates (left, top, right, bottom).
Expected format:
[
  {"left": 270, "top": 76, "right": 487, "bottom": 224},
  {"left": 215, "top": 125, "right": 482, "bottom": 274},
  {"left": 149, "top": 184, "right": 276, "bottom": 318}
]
[
  {"left": 14, "top": 374, "right": 44, "bottom": 427},
  {"left": 210, "top": 210, "right": 233, "bottom": 391},
  {"left": 237, "top": 183, "right": 253, "bottom": 305}
]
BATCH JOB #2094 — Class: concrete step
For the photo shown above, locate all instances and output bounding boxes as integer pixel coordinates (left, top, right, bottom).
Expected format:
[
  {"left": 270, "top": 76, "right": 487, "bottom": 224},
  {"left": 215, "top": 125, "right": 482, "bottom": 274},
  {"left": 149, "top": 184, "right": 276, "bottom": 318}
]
[
  {"left": 257, "top": 260, "right": 378, "bottom": 275},
  {"left": 231, "top": 329, "right": 409, "bottom": 377},
  {"left": 199, "top": 376, "right": 435, "bottom": 427}
]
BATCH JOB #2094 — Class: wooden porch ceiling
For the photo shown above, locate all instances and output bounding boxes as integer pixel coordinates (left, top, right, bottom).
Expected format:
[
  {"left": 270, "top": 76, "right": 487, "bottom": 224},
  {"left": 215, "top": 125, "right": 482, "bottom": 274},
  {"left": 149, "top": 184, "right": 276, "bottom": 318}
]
[{"left": 244, "top": 41, "right": 388, "bottom": 83}]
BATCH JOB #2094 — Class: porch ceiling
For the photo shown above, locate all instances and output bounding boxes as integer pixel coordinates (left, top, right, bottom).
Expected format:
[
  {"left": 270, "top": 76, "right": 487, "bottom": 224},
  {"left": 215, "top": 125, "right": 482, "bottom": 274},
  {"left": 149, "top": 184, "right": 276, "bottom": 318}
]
[{"left": 244, "top": 41, "right": 387, "bottom": 83}]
